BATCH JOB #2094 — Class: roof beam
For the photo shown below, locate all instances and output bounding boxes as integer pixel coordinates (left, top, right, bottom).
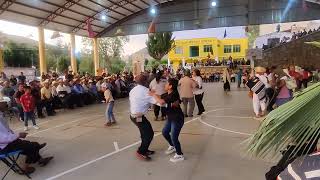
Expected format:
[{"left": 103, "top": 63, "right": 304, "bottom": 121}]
[
  {"left": 66, "top": 0, "right": 119, "bottom": 21},
  {"left": 122, "top": 0, "right": 143, "bottom": 10},
  {"left": 39, "top": 0, "right": 102, "bottom": 23},
  {"left": 39, "top": 0, "right": 81, "bottom": 26},
  {"left": 4, "top": 9, "right": 99, "bottom": 33},
  {"left": 0, "top": 0, "right": 15, "bottom": 15},
  {"left": 153, "top": 0, "right": 160, "bottom": 4},
  {"left": 106, "top": 0, "right": 136, "bottom": 13},
  {"left": 11, "top": 1, "right": 105, "bottom": 28},
  {"left": 71, "top": 0, "right": 142, "bottom": 34},
  {"left": 87, "top": 0, "right": 127, "bottom": 17},
  {"left": 140, "top": 0, "right": 150, "bottom": 6},
  {"left": 97, "top": 0, "right": 184, "bottom": 37}
]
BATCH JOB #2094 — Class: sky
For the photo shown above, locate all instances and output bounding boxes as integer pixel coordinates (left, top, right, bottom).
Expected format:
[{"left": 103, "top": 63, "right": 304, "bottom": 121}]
[{"left": 0, "top": 20, "right": 247, "bottom": 56}]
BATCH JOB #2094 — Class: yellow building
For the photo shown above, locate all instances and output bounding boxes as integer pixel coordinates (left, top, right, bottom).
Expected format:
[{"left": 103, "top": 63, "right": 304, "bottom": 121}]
[{"left": 168, "top": 37, "right": 248, "bottom": 69}]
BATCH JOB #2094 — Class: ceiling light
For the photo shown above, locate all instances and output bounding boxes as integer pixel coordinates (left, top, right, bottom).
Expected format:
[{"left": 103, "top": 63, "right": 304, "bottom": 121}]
[
  {"left": 211, "top": 1, "right": 217, "bottom": 7},
  {"left": 101, "top": 15, "right": 106, "bottom": 20},
  {"left": 151, "top": 8, "right": 156, "bottom": 14}
]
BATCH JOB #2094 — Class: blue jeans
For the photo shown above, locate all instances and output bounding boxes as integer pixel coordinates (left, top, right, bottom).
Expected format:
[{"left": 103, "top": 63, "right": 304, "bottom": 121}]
[
  {"left": 105, "top": 101, "right": 115, "bottom": 123},
  {"left": 24, "top": 111, "right": 36, "bottom": 127},
  {"left": 162, "top": 116, "right": 184, "bottom": 155}
]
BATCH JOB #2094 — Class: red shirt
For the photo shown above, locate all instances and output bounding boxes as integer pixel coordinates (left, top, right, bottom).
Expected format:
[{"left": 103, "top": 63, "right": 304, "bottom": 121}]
[{"left": 20, "top": 93, "right": 35, "bottom": 112}]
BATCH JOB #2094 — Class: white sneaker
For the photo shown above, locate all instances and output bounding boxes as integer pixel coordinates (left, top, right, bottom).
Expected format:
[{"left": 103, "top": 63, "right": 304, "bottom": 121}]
[
  {"left": 33, "top": 125, "right": 40, "bottom": 130},
  {"left": 170, "top": 154, "right": 185, "bottom": 163},
  {"left": 165, "top": 146, "right": 176, "bottom": 155},
  {"left": 24, "top": 127, "right": 28, "bottom": 131}
]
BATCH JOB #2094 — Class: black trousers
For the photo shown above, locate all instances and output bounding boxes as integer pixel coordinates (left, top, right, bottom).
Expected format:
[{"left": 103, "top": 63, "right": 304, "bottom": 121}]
[
  {"left": 154, "top": 104, "right": 166, "bottom": 118},
  {"left": 41, "top": 99, "right": 54, "bottom": 115},
  {"left": 195, "top": 93, "right": 205, "bottom": 113},
  {"left": 35, "top": 101, "right": 44, "bottom": 117},
  {"left": 130, "top": 116, "right": 154, "bottom": 155},
  {"left": 302, "top": 79, "right": 308, "bottom": 88},
  {"left": 266, "top": 88, "right": 276, "bottom": 112},
  {"left": 0, "top": 139, "right": 41, "bottom": 164}
]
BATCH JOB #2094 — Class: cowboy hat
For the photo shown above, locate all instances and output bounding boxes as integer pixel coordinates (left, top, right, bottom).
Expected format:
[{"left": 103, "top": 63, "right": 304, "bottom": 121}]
[{"left": 255, "top": 67, "right": 266, "bottom": 73}]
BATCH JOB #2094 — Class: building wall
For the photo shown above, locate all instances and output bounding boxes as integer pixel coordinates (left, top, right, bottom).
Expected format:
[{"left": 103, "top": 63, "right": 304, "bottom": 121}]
[{"left": 168, "top": 37, "right": 248, "bottom": 63}]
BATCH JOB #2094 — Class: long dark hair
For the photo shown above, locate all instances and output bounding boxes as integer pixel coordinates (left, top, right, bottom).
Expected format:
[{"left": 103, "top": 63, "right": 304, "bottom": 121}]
[
  {"left": 156, "top": 71, "right": 163, "bottom": 83},
  {"left": 193, "top": 69, "right": 201, "bottom": 76},
  {"left": 168, "top": 78, "right": 178, "bottom": 91}
]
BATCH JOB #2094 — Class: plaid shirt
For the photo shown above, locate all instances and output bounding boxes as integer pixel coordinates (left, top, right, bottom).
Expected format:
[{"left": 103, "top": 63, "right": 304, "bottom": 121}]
[{"left": 20, "top": 93, "right": 35, "bottom": 112}]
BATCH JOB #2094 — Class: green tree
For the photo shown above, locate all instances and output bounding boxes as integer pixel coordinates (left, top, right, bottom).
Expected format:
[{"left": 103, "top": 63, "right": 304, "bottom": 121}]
[
  {"left": 246, "top": 25, "right": 260, "bottom": 48},
  {"left": 146, "top": 32, "right": 175, "bottom": 61},
  {"left": 81, "top": 36, "right": 129, "bottom": 71},
  {"left": 109, "top": 57, "right": 126, "bottom": 74},
  {"left": 57, "top": 56, "right": 69, "bottom": 72},
  {"left": 3, "top": 41, "right": 38, "bottom": 67},
  {"left": 78, "top": 55, "right": 94, "bottom": 74}
]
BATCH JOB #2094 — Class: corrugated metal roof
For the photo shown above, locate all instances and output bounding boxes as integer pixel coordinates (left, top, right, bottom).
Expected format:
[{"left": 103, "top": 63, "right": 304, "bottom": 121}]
[{"left": 0, "top": 0, "right": 166, "bottom": 37}]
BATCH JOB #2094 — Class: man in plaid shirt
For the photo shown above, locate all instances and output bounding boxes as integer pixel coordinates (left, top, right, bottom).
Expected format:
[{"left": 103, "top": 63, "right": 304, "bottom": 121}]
[{"left": 20, "top": 86, "right": 39, "bottom": 131}]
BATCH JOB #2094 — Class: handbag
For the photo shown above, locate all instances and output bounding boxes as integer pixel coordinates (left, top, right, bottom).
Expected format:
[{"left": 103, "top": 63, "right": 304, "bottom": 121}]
[{"left": 285, "top": 78, "right": 297, "bottom": 90}]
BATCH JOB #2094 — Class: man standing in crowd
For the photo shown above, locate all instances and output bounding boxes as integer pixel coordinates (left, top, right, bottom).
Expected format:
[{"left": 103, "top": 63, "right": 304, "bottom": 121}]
[
  {"left": 0, "top": 99, "right": 53, "bottom": 174},
  {"left": 18, "top": 72, "right": 26, "bottom": 84},
  {"left": 179, "top": 70, "right": 196, "bottom": 117},
  {"left": 129, "top": 74, "right": 156, "bottom": 161}
]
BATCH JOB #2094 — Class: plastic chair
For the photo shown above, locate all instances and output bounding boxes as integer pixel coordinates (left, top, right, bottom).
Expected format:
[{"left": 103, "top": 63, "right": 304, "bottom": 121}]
[{"left": 0, "top": 150, "right": 31, "bottom": 179}]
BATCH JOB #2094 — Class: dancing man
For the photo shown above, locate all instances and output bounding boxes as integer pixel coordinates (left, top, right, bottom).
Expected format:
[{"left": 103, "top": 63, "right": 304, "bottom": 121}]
[{"left": 129, "top": 74, "right": 156, "bottom": 161}]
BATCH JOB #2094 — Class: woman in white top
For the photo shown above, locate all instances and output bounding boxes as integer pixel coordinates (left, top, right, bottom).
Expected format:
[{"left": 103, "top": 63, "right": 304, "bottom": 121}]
[
  {"left": 149, "top": 71, "right": 167, "bottom": 121},
  {"left": 192, "top": 69, "right": 205, "bottom": 115}
]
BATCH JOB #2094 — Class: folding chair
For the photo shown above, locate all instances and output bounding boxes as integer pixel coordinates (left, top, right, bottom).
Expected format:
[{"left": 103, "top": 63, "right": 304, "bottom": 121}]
[{"left": 0, "top": 150, "right": 31, "bottom": 180}]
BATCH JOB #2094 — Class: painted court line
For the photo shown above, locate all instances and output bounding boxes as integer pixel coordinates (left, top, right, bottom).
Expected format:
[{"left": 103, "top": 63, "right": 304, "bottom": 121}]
[
  {"left": 113, "top": 142, "right": 120, "bottom": 151},
  {"left": 199, "top": 118, "right": 253, "bottom": 136},
  {"left": 29, "top": 110, "right": 129, "bottom": 136},
  {"left": 45, "top": 108, "right": 228, "bottom": 180},
  {"left": 29, "top": 114, "right": 104, "bottom": 136},
  {"left": 13, "top": 108, "right": 99, "bottom": 131},
  {"left": 208, "top": 115, "right": 253, "bottom": 119}
]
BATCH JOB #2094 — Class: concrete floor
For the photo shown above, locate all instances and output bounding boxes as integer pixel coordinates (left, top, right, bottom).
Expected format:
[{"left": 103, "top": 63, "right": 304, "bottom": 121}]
[{"left": 2, "top": 83, "right": 273, "bottom": 180}]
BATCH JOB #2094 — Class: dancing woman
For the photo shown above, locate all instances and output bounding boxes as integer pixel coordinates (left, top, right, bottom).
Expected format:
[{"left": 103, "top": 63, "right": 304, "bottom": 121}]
[{"left": 150, "top": 78, "right": 185, "bottom": 162}]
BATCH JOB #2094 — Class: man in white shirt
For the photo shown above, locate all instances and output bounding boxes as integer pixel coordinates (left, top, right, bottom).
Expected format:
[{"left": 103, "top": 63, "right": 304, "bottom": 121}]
[
  {"left": 56, "top": 80, "right": 73, "bottom": 109},
  {"left": 129, "top": 74, "right": 157, "bottom": 161},
  {"left": 0, "top": 100, "right": 53, "bottom": 174}
]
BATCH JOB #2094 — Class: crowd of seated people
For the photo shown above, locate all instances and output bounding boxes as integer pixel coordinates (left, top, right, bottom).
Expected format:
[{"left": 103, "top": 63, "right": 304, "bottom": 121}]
[
  {"left": 193, "top": 57, "right": 251, "bottom": 69},
  {"left": 263, "top": 27, "right": 320, "bottom": 50},
  {"left": 0, "top": 70, "right": 135, "bottom": 122}
]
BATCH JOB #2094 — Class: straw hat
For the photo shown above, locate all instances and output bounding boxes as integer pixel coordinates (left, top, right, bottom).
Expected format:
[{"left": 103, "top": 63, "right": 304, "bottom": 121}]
[{"left": 255, "top": 67, "right": 266, "bottom": 73}]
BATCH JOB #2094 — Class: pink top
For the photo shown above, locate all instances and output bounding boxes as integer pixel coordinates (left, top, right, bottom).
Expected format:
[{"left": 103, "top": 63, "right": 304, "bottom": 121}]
[{"left": 277, "top": 85, "right": 291, "bottom": 99}]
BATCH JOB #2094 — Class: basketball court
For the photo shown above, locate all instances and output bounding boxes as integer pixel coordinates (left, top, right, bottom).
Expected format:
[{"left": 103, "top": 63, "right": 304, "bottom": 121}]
[{"left": 2, "top": 83, "right": 272, "bottom": 180}]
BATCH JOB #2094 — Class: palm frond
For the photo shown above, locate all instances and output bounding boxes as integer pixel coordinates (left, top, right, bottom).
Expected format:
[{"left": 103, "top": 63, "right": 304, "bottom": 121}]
[
  {"left": 246, "top": 83, "right": 320, "bottom": 160},
  {"left": 305, "top": 41, "right": 320, "bottom": 48}
]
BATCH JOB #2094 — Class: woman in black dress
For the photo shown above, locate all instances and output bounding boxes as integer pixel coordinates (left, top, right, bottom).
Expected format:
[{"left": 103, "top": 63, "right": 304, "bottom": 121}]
[{"left": 223, "top": 68, "right": 231, "bottom": 91}]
